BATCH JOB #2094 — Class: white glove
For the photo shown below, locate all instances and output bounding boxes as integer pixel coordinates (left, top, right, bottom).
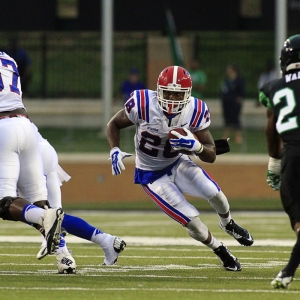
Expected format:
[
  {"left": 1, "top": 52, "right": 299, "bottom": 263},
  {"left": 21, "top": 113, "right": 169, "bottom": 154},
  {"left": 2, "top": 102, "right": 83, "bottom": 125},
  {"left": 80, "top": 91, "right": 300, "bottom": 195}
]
[
  {"left": 169, "top": 128, "right": 204, "bottom": 153},
  {"left": 266, "top": 157, "right": 281, "bottom": 191},
  {"left": 109, "top": 147, "right": 133, "bottom": 176}
]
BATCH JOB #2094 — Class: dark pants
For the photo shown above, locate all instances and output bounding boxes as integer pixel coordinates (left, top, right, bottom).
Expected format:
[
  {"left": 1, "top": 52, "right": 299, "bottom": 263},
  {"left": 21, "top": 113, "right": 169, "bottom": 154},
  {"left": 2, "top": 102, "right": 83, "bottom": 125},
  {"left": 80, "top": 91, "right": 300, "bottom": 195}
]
[
  {"left": 280, "top": 146, "right": 300, "bottom": 229},
  {"left": 221, "top": 99, "right": 242, "bottom": 129}
]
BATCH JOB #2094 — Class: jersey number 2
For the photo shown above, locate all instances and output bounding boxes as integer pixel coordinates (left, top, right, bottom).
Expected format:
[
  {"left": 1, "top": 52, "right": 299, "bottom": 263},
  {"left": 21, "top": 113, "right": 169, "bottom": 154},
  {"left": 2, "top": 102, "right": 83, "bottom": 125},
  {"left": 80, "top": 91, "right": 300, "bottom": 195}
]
[{"left": 273, "top": 87, "right": 298, "bottom": 133}]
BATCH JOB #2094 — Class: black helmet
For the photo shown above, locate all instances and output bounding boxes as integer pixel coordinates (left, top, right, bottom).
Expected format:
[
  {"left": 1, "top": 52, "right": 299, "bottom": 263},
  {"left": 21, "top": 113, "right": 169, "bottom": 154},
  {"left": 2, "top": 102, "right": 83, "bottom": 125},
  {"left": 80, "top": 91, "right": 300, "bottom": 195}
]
[{"left": 280, "top": 34, "right": 300, "bottom": 75}]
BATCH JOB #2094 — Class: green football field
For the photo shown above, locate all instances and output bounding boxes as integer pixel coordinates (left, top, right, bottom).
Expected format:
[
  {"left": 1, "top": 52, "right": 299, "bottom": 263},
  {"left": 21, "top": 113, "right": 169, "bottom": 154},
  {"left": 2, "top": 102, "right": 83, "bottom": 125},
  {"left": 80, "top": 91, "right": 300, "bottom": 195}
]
[{"left": 0, "top": 211, "right": 298, "bottom": 300}]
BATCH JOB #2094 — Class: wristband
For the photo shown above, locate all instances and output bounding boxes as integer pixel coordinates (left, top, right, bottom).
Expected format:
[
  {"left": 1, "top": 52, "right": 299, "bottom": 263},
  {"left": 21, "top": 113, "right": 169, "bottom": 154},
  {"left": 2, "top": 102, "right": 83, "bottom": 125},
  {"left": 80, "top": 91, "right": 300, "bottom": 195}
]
[
  {"left": 268, "top": 157, "right": 281, "bottom": 175},
  {"left": 195, "top": 143, "right": 204, "bottom": 154}
]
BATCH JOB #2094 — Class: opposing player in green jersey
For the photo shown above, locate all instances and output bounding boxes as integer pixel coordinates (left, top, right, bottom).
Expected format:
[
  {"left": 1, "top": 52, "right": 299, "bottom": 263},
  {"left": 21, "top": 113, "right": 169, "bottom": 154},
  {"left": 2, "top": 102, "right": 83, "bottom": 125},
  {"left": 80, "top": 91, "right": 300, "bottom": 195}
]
[{"left": 260, "top": 34, "right": 300, "bottom": 289}]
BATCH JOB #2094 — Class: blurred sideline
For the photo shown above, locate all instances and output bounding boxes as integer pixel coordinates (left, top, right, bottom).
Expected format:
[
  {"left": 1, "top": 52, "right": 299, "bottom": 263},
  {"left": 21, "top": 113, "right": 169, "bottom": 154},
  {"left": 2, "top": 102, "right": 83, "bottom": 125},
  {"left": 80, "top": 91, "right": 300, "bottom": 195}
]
[{"left": 23, "top": 99, "right": 266, "bottom": 129}]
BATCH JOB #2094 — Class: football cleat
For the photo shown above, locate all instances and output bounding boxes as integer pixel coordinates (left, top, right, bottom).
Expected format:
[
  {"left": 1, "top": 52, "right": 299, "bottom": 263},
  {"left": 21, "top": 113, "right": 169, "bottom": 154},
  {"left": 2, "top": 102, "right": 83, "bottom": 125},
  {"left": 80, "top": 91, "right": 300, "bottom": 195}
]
[
  {"left": 56, "top": 248, "right": 76, "bottom": 274},
  {"left": 213, "top": 243, "right": 242, "bottom": 271},
  {"left": 220, "top": 219, "right": 254, "bottom": 246},
  {"left": 271, "top": 271, "right": 293, "bottom": 289},
  {"left": 37, "top": 231, "right": 68, "bottom": 260},
  {"left": 43, "top": 207, "right": 65, "bottom": 255},
  {"left": 102, "top": 236, "right": 126, "bottom": 265},
  {"left": 37, "top": 244, "right": 48, "bottom": 260}
]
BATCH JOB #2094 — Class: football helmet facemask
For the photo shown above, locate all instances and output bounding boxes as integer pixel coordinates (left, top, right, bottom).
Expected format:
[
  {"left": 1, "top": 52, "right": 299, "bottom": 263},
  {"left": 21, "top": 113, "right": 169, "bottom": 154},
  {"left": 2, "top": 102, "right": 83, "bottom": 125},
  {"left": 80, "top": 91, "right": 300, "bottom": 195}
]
[
  {"left": 157, "top": 66, "right": 192, "bottom": 114},
  {"left": 280, "top": 34, "right": 300, "bottom": 75}
]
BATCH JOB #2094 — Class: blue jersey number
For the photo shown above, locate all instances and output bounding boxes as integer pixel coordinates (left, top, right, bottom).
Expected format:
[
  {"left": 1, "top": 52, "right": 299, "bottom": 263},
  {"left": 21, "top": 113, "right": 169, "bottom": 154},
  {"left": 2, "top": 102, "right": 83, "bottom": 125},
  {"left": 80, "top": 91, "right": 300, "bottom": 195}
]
[{"left": 0, "top": 58, "right": 20, "bottom": 94}]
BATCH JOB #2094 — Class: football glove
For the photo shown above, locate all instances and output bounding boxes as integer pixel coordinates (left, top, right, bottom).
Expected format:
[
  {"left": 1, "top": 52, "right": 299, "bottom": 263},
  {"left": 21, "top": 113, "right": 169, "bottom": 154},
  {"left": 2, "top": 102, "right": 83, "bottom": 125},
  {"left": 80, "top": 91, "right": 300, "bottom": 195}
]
[
  {"left": 169, "top": 128, "right": 204, "bottom": 153},
  {"left": 266, "top": 157, "right": 281, "bottom": 191},
  {"left": 109, "top": 147, "right": 133, "bottom": 176}
]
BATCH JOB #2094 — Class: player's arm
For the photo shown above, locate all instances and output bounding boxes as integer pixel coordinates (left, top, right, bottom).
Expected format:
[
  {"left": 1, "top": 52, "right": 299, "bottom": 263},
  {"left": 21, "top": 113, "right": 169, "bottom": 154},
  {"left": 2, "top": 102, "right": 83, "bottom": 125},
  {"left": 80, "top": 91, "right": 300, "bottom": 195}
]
[
  {"left": 265, "top": 107, "right": 282, "bottom": 191},
  {"left": 194, "top": 128, "right": 216, "bottom": 163},
  {"left": 265, "top": 108, "right": 281, "bottom": 158},
  {"left": 106, "top": 108, "right": 134, "bottom": 149},
  {"left": 106, "top": 109, "right": 134, "bottom": 176}
]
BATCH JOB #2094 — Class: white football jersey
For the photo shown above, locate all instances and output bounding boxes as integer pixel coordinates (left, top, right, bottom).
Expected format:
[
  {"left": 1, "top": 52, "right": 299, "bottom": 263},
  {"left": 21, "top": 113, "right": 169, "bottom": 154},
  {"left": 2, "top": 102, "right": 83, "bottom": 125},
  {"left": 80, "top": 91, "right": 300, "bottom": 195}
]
[
  {"left": 0, "top": 51, "right": 25, "bottom": 111},
  {"left": 124, "top": 89, "right": 211, "bottom": 171}
]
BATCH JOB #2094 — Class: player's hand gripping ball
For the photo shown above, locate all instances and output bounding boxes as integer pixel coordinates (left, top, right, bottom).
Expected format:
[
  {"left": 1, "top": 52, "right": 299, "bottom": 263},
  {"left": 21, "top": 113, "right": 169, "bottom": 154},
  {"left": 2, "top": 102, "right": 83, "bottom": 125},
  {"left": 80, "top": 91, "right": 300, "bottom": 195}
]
[{"left": 168, "top": 128, "right": 203, "bottom": 155}]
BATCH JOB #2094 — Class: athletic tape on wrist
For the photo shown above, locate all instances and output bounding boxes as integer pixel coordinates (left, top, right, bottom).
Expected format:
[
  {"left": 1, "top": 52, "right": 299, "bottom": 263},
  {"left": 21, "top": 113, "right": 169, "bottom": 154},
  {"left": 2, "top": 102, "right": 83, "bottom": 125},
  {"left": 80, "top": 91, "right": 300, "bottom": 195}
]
[
  {"left": 268, "top": 157, "right": 281, "bottom": 174},
  {"left": 196, "top": 143, "right": 204, "bottom": 154}
]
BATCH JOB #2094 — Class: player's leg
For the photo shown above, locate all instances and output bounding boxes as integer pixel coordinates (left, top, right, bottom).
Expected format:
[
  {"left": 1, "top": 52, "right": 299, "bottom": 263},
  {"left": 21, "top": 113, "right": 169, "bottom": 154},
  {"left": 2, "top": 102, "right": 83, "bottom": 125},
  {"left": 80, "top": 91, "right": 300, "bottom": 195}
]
[
  {"left": 30, "top": 138, "right": 76, "bottom": 273},
  {"left": 143, "top": 174, "right": 241, "bottom": 271},
  {"left": 272, "top": 157, "right": 300, "bottom": 288},
  {"left": 0, "top": 119, "right": 64, "bottom": 261},
  {"left": 14, "top": 120, "right": 70, "bottom": 268},
  {"left": 0, "top": 196, "right": 64, "bottom": 254},
  {"left": 175, "top": 156, "right": 253, "bottom": 246},
  {"left": 36, "top": 136, "right": 125, "bottom": 265},
  {"left": 61, "top": 214, "right": 126, "bottom": 265}
]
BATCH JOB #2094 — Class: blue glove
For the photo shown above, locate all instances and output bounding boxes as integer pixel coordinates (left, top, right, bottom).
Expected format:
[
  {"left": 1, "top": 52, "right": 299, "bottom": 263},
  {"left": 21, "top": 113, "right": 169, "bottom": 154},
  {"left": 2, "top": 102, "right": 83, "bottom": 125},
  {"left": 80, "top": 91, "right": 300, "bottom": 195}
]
[
  {"left": 109, "top": 147, "right": 133, "bottom": 175},
  {"left": 266, "top": 170, "right": 281, "bottom": 191},
  {"left": 169, "top": 128, "right": 204, "bottom": 153}
]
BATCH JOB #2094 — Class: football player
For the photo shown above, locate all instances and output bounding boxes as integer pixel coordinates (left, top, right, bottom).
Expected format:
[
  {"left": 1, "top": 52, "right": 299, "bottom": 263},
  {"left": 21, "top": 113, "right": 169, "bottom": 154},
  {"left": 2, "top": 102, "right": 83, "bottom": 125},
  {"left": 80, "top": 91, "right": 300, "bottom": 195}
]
[
  {"left": 107, "top": 65, "right": 254, "bottom": 272},
  {"left": 0, "top": 51, "right": 126, "bottom": 273},
  {"left": 32, "top": 127, "right": 126, "bottom": 272},
  {"left": 0, "top": 51, "right": 64, "bottom": 256},
  {"left": 260, "top": 34, "right": 300, "bottom": 289}
]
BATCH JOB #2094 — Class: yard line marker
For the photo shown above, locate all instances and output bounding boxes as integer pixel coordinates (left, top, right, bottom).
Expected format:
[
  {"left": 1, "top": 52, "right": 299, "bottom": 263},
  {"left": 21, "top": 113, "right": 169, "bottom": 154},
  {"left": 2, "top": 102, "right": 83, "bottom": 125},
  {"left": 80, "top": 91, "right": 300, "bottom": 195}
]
[
  {"left": 0, "top": 286, "right": 298, "bottom": 293},
  {"left": 0, "top": 236, "right": 295, "bottom": 247}
]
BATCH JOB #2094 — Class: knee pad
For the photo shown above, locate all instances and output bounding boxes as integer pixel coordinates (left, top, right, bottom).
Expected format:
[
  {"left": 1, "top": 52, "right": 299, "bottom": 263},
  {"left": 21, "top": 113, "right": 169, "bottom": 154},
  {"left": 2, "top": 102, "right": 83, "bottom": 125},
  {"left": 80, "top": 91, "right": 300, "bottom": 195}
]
[
  {"left": 0, "top": 196, "right": 18, "bottom": 221},
  {"left": 208, "top": 191, "right": 230, "bottom": 214},
  {"left": 186, "top": 217, "right": 209, "bottom": 242}
]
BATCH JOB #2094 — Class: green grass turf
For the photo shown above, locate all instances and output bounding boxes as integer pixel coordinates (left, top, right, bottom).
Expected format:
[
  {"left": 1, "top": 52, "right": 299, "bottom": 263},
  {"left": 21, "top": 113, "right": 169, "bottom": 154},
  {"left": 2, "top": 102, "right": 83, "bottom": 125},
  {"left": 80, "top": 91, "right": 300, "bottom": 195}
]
[{"left": 0, "top": 211, "right": 298, "bottom": 300}]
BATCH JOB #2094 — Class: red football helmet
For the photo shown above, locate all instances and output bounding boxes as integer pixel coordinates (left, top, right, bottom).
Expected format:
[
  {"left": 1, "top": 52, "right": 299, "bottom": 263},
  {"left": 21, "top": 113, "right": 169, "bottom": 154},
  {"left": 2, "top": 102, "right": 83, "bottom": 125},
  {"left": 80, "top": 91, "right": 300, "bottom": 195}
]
[{"left": 157, "top": 66, "right": 192, "bottom": 114}]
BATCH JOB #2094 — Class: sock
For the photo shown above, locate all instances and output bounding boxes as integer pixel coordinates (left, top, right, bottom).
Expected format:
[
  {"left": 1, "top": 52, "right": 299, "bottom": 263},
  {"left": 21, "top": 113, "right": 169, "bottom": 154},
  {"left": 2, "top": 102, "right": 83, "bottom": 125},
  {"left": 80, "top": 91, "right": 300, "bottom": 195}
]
[
  {"left": 282, "top": 231, "right": 300, "bottom": 276},
  {"left": 219, "top": 213, "right": 232, "bottom": 227},
  {"left": 56, "top": 234, "right": 69, "bottom": 255},
  {"left": 91, "top": 230, "right": 111, "bottom": 247},
  {"left": 22, "top": 204, "right": 44, "bottom": 225},
  {"left": 62, "top": 214, "right": 103, "bottom": 241},
  {"left": 206, "top": 235, "right": 221, "bottom": 250}
]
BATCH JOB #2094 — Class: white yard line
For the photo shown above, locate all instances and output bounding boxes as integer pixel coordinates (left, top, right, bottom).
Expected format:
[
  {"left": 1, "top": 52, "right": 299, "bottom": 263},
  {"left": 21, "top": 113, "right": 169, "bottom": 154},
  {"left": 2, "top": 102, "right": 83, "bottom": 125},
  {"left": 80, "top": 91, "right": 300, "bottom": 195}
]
[
  {"left": 0, "top": 286, "right": 298, "bottom": 294},
  {"left": 0, "top": 235, "right": 295, "bottom": 247}
]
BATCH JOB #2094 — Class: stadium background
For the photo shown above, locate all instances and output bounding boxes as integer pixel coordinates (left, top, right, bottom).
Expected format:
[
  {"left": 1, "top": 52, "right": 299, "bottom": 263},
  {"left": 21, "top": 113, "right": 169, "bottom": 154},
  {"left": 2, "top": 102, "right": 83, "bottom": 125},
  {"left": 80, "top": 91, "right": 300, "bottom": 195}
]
[{"left": 1, "top": 0, "right": 299, "bottom": 209}]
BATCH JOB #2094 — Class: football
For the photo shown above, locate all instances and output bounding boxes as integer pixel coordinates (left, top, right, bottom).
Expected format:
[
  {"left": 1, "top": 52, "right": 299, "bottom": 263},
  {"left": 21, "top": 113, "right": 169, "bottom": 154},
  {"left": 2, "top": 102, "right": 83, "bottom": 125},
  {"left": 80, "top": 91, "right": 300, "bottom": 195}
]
[{"left": 168, "top": 128, "right": 198, "bottom": 155}]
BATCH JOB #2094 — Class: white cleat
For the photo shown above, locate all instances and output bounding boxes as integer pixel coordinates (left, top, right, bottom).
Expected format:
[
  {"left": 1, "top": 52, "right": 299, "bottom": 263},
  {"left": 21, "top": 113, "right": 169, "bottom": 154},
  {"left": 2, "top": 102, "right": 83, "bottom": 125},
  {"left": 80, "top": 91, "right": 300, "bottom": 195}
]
[
  {"left": 37, "top": 244, "right": 48, "bottom": 260},
  {"left": 56, "top": 248, "right": 76, "bottom": 274},
  {"left": 102, "top": 236, "right": 126, "bottom": 265},
  {"left": 42, "top": 207, "right": 64, "bottom": 255},
  {"left": 271, "top": 271, "right": 293, "bottom": 289}
]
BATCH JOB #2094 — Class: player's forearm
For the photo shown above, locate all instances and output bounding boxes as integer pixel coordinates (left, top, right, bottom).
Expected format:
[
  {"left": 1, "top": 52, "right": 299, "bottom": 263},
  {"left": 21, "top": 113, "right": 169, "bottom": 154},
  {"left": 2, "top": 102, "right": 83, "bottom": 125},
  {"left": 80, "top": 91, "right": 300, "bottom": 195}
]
[
  {"left": 265, "top": 110, "right": 281, "bottom": 158},
  {"left": 106, "top": 122, "right": 121, "bottom": 149},
  {"left": 195, "top": 144, "right": 216, "bottom": 163}
]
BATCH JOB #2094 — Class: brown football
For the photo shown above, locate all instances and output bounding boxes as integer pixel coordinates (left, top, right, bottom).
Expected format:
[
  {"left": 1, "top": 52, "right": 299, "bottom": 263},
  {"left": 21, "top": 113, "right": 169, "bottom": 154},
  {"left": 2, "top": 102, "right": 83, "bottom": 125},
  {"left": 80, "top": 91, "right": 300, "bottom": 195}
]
[{"left": 168, "top": 128, "right": 198, "bottom": 155}]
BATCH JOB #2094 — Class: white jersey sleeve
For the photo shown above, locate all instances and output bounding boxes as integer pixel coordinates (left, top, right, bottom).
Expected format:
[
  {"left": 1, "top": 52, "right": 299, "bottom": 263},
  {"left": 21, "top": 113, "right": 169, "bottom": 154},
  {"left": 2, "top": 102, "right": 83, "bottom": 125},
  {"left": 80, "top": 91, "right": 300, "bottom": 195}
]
[
  {"left": 0, "top": 52, "right": 25, "bottom": 111},
  {"left": 183, "top": 97, "right": 211, "bottom": 133}
]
